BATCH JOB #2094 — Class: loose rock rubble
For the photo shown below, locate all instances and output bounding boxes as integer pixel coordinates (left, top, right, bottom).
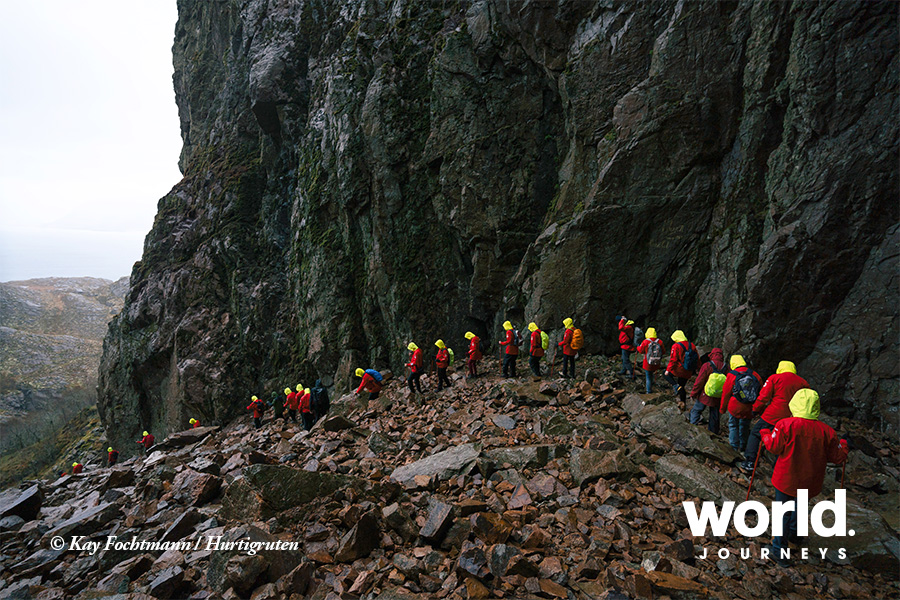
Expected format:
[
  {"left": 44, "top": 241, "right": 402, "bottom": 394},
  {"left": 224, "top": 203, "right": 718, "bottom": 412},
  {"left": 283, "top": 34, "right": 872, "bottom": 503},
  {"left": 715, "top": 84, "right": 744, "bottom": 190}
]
[{"left": 0, "top": 357, "right": 897, "bottom": 599}]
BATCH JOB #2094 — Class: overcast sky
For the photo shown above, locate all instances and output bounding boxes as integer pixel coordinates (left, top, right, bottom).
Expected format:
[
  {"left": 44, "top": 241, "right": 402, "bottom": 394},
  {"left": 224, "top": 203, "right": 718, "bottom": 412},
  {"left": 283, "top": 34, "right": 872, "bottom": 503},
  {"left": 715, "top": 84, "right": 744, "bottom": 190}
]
[{"left": 0, "top": 1, "right": 182, "bottom": 282}]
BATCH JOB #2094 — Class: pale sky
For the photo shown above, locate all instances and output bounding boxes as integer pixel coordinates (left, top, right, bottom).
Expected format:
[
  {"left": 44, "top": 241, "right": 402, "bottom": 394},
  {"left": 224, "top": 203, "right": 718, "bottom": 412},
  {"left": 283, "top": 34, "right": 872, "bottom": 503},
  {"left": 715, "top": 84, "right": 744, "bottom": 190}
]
[{"left": 0, "top": 1, "right": 182, "bottom": 282}]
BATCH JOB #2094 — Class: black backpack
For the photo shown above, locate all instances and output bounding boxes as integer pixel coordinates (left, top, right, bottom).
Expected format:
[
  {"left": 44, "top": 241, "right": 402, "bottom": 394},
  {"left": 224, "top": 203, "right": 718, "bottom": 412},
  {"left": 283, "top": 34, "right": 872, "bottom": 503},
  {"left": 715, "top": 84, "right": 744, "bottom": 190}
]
[
  {"left": 311, "top": 386, "right": 330, "bottom": 412},
  {"left": 730, "top": 368, "right": 761, "bottom": 404},
  {"left": 513, "top": 328, "right": 522, "bottom": 347},
  {"left": 680, "top": 341, "right": 699, "bottom": 372},
  {"left": 633, "top": 326, "right": 645, "bottom": 348}
]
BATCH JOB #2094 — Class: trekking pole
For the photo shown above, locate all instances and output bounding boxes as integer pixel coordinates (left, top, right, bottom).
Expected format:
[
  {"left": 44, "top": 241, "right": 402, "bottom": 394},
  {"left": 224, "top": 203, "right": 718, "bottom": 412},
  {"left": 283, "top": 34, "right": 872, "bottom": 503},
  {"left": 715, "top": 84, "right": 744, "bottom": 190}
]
[
  {"left": 840, "top": 462, "right": 847, "bottom": 489},
  {"left": 746, "top": 443, "right": 764, "bottom": 501}
]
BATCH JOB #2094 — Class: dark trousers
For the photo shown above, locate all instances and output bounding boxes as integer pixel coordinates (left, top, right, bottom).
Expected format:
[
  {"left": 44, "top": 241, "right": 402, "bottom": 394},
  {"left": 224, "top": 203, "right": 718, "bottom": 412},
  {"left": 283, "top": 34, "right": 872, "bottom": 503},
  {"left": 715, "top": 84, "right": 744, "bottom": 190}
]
[
  {"left": 467, "top": 358, "right": 479, "bottom": 377},
  {"left": 773, "top": 489, "right": 798, "bottom": 553},
  {"left": 745, "top": 418, "right": 775, "bottom": 463},
  {"left": 663, "top": 373, "right": 688, "bottom": 403},
  {"left": 253, "top": 417, "right": 261, "bottom": 429},
  {"left": 529, "top": 355, "right": 542, "bottom": 377},
  {"left": 437, "top": 368, "right": 451, "bottom": 390},
  {"left": 368, "top": 391, "right": 380, "bottom": 401},
  {"left": 302, "top": 412, "right": 315, "bottom": 431},
  {"left": 408, "top": 371, "right": 423, "bottom": 393},
  {"left": 620, "top": 349, "right": 634, "bottom": 376},
  {"left": 502, "top": 354, "right": 518, "bottom": 377},
  {"left": 287, "top": 409, "right": 297, "bottom": 423},
  {"left": 562, "top": 354, "right": 575, "bottom": 378},
  {"left": 689, "top": 400, "right": 721, "bottom": 434}
]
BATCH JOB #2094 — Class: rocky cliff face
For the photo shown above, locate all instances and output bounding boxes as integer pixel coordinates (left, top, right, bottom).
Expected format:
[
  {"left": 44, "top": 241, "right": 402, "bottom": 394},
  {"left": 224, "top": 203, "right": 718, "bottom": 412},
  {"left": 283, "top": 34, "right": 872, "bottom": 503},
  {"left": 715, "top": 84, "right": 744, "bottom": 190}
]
[{"left": 98, "top": 0, "right": 898, "bottom": 449}]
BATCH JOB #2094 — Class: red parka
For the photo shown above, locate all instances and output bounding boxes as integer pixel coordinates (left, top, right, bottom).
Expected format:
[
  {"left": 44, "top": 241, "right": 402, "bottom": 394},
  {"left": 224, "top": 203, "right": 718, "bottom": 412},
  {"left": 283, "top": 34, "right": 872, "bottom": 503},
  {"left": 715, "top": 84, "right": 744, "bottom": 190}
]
[
  {"left": 356, "top": 372, "right": 382, "bottom": 394},
  {"left": 192, "top": 421, "right": 201, "bottom": 428},
  {"left": 666, "top": 341, "right": 697, "bottom": 379},
  {"left": 468, "top": 336, "right": 483, "bottom": 361},
  {"left": 618, "top": 319, "right": 635, "bottom": 351},
  {"left": 500, "top": 330, "right": 519, "bottom": 355},
  {"left": 637, "top": 337, "right": 666, "bottom": 373},
  {"left": 137, "top": 434, "right": 155, "bottom": 449},
  {"left": 530, "top": 330, "right": 544, "bottom": 358},
  {"left": 754, "top": 372, "right": 809, "bottom": 424},
  {"left": 719, "top": 366, "right": 762, "bottom": 419},
  {"left": 690, "top": 348, "right": 725, "bottom": 407},
  {"left": 107, "top": 450, "right": 119, "bottom": 466},
  {"left": 559, "top": 328, "right": 575, "bottom": 356},
  {"left": 436, "top": 348, "right": 450, "bottom": 369},
  {"left": 247, "top": 399, "right": 266, "bottom": 419},
  {"left": 299, "top": 391, "right": 312, "bottom": 414},
  {"left": 407, "top": 348, "right": 423, "bottom": 373},
  {"left": 72, "top": 463, "right": 83, "bottom": 474},
  {"left": 286, "top": 391, "right": 299, "bottom": 410}
]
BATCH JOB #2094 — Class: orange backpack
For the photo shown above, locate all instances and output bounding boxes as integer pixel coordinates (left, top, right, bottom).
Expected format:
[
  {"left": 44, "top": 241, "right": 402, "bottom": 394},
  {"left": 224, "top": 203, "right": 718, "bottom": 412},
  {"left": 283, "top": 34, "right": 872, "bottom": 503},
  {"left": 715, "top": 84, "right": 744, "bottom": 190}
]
[{"left": 571, "top": 329, "right": 584, "bottom": 350}]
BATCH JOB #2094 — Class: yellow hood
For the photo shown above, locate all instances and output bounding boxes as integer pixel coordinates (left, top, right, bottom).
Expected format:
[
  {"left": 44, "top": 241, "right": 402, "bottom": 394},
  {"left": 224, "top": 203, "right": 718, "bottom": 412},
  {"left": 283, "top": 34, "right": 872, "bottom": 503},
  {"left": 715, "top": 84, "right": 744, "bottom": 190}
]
[
  {"left": 251, "top": 395, "right": 258, "bottom": 401},
  {"left": 671, "top": 330, "right": 687, "bottom": 343},
  {"left": 284, "top": 387, "right": 292, "bottom": 395},
  {"left": 435, "top": 339, "right": 446, "bottom": 349},
  {"left": 189, "top": 418, "right": 197, "bottom": 424},
  {"left": 563, "top": 318, "right": 573, "bottom": 328},
  {"left": 143, "top": 431, "right": 149, "bottom": 437},
  {"left": 296, "top": 384, "right": 303, "bottom": 392},
  {"left": 408, "top": 342, "right": 418, "bottom": 351},
  {"left": 355, "top": 368, "right": 364, "bottom": 377},
  {"left": 626, "top": 319, "right": 634, "bottom": 326},
  {"left": 645, "top": 327, "right": 657, "bottom": 338},
  {"left": 729, "top": 355, "right": 746, "bottom": 370},
  {"left": 777, "top": 361, "right": 797, "bottom": 374},
  {"left": 789, "top": 388, "right": 819, "bottom": 420},
  {"left": 465, "top": 331, "right": 475, "bottom": 340},
  {"left": 304, "top": 388, "right": 310, "bottom": 394},
  {"left": 503, "top": 321, "right": 513, "bottom": 330},
  {"left": 108, "top": 447, "right": 113, "bottom": 452},
  {"left": 528, "top": 322, "right": 538, "bottom": 332}
]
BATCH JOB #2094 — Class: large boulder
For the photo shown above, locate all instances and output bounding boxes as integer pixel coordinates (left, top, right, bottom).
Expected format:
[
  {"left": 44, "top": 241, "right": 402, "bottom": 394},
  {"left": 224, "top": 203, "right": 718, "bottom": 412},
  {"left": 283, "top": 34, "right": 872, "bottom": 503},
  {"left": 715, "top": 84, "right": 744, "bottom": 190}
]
[
  {"left": 654, "top": 454, "right": 744, "bottom": 504},
  {"left": 171, "top": 468, "right": 222, "bottom": 506},
  {"left": 813, "top": 499, "right": 900, "bottom": 577},
  {"left": 153, "top": 425, "right": 219, "bottom": 451},
  {"left": 570, "top": 447, "right": 639, "bottom": 486},
  {"left": 631, "top": 401, "right": 741, "bottom": 463},
  {"left": 390, "top": 443, "right": 480, "bottom": 485},
  {"left": 335, "top": 511, "right": 381, "bottom": 562},
  {"left": 42, "top": 502, "right": 122, "bottom": 543},
  {"left": 482, "top": 445, "right": 565, "bottom": 471},
  {"left": 0, "top": 484, "right": 43, "bottom": 521},
  {"left": 207, "top": 525, "right": 302, "bottom": 594}
]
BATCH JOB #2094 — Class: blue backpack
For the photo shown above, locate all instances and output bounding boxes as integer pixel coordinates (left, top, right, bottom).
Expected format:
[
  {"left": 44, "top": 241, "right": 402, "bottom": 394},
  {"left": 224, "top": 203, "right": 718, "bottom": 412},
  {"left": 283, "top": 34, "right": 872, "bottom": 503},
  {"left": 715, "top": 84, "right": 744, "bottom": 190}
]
[
  {"left": 680, "top": 341, "right": 698, "bottom": 372},
  {"left": 365, "top": 369, "right": 383, "bottom": 383}
]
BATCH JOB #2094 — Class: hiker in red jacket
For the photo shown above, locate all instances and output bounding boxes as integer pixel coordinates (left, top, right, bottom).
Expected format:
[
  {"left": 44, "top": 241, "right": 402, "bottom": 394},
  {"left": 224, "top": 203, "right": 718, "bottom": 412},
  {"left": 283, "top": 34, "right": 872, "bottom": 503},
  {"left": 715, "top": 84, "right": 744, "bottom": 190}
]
[
  {"left": 406, "top": 342, "right": 424, "bottom": 394},
  {"left": 637, "top": 327, "right": 665, "bottom": 394},
  {"left": 300, "top": 387, "right": 314, "bottom": 431},
  {"left": 558, "top": 318, "right": 576, "bottom": 378},
  {"left": 72, "top": 462, "right": 83, "bottom": 474},
  {"left": 107, "top": 447, "right": 119, "bottom": 467},
  {"left": 434, "top": 340, "right": 452, "bottom": 391},
  {"left": 285, "top": 385, "right": 301, "bottom": 423},
  {"left": 689, "top": 347, "right": 725, "bottom": 434},
  {"left": 719, "top": 355, "right": 762, "bottom": 453},
  {"left": 246, "top": 395, "right": 266, "bottom": 429},
  {"left": 465, "top": 332, "right": 482, "bottom": 377},
  {"left": 499, "top": 321, "right": 519, "bottom": 378},
  {"left": 528, "top": 322, "right": 544, "bottom": 377},
  {"left": 136, "top": 431, "right": 155, "bottom": 454},
  {"left": 355, "top": 368, "right": 383, "bottom": 400},
  {"left": 617, "top": 316, "right": 636, "bottom": 380},
  {"left": 662, "top": 330, "right": 696, "bottom": 404},
  {"left": 740, "top": 361, "right": 809, "bottom": 471},
  {"left": 761, "top": 388, "right": 848, "bottom": 563},
  {"left": 189, "top": 418, "right": 201, "bottom": 429}
]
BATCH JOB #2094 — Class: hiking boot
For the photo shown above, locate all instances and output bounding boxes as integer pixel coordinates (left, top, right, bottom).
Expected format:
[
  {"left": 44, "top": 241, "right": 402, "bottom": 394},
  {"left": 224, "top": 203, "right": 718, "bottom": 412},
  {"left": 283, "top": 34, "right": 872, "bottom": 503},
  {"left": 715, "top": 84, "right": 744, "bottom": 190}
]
[
  {"left": 672, "top": 384, "right": 682, "bottom": 394},
  {"left": 738, "top": 461, "right": 755, "bottom": 473}
]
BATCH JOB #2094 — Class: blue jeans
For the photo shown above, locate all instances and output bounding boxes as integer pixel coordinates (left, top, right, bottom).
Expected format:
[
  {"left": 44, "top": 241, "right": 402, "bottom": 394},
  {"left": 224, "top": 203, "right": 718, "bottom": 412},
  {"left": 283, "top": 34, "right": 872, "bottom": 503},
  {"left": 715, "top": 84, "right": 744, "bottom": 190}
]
[
  {"left": 644, "top": 369, "right": 653, "bottom": 393},
  {"left": 620, "top": 349, "right": 633, "bottom": 376},
  {"left": 773, "top": 489, "right": 797, "bottom": 553},
  {"left": 689, "top": 401, "right": 720, "bottom": 434},
  {"left": 745, "top": 418, "right": 775, "bottom": 463},
  {"left": 729, "top": 415, "right": 751, "bottom": 452}
]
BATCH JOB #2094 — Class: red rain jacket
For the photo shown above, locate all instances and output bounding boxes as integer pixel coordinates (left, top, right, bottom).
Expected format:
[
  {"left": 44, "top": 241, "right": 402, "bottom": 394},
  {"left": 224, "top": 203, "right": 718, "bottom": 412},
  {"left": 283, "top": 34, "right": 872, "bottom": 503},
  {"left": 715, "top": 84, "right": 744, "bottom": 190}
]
[
  {"left": 286, "top": 392, "right": 299, "bottom": 410},
  {"left": 436, "top": 348, "right": 450, "bottom": 369},
  {"left": 247, "top": 400, "right": 266, "bottom": 419},
  {"left": 666, "top": 341, "right": 697, "bottom": 379},
  {"left": 468, "top": 336, "right": 483, "bottom": 361},
  {"left": 558, "top": 328, "right": 575, "bottom": 356},
  {"left": 299, "top": 392, "right": 311, "bottom": 413},
  {"left": 719, "top": 366, "right": 762, "bottom": 419},
  {"left": 356, "top": 372, "right": 382, "bottom": 394},
  {"left": 500, "top": 329, "right": 519, "bottom": 355},
  {"left": 762, "top": 418, "right": 848, "bottom": 497},
  {"left": 72, "top": 463, "right": 83, "bottom": 474},
  {"left": 191, "top": 421, "right": 201, "bottom": 428},
  {"left": 107, "top": 450, "right": 119, "bottom": 466},
  {"left": 753, "top": 372, "right": 809, "bottom": 424},
  {"left": 618, "top": 319, "right": 635, "bottom": 351},
  {"left": 137, "top": 434, "right": 155, "bottom": 449},
  {"left": 530, "top": 330, "right": 544, "bottom": 358},
  {"left": 407, "top": 348, "right": 423, "bottom": 373},
  {"left": 637, "top": 337, "right": 666, "bottom": 373},
  {"left": 690, "top": 348, "right": 725, "bottom": 407}
]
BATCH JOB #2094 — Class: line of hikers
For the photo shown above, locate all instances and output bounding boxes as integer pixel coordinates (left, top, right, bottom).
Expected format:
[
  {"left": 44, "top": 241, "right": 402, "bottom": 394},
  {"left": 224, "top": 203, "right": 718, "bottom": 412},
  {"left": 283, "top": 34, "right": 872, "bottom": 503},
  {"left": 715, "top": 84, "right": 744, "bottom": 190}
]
[
  {"left": 614, "top": 315, "right": 849, "bottom": 565},
  {"left": 245, "top": 380, "right": 331, "bottom": 430}
]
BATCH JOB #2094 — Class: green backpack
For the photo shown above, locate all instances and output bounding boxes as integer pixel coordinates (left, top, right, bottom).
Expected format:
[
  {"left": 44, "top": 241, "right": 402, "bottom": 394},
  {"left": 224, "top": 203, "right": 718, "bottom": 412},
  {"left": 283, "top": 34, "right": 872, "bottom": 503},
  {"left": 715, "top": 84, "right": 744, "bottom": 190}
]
[
  {"left": 704, "top": 362, "right": 726, "bottom": 398},
  {"left": 447, "top": 348, "right": 455, "bottom": 366},
  {"left": 540, "top": 331, "right": 549, "bottom": 350}
]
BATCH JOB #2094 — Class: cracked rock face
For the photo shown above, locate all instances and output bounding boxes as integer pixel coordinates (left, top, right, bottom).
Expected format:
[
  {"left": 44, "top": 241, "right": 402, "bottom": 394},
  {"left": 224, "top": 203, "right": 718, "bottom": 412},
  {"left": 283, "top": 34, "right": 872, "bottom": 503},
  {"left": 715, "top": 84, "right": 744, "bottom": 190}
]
[{"left": 98, "top": 0, "right": 898, "bottom": 448}]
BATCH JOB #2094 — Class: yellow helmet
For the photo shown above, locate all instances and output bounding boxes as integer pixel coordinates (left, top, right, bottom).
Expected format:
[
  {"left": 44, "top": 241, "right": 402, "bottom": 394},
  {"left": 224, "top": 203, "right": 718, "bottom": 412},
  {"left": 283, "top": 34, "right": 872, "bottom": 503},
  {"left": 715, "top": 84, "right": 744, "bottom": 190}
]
[
  {"left": 72, "top": 462, "right": 78, "bottom": 467},
  {"left": 251, "top": 395, "right": 258, "bottom": 401},
  {"left": 296, "top": 384, "right": 303, "bottom": 392},
  {"left": 408, "top": 342, "right": 418, "bottom": 351},
  {"left": 284, "top": 387, "right": 292, "bottom": 395},
  {"left": 563, "top": 318, "right": 573, "bottom": 328},
  {"left": 189, "top": 418, "right": 197, "bottom": 424},
  {"left": 646, "top": 327, "right": 657, "bottom": 338},
  {"left": 143, "top": 431, "right": 149, "bottom": 437},
  {"left": 435, "top": 340, "right": 445, "bottom": 349},
  {"left": 304, "top": 388, "right": 310, "bottom": 394},
  {"left": 503, "top": 321, "right": 513, "bottom": 330},
  {"left": 355, "top": 368, "right": 365, "bottom": 378},
  {"left": 107, "top": 447, "right": 113, "bottom": 452},
  {"left": 528, "top": 322, "right": 538, "bottom": 332},
  {"left": 465, "top": 331, "right": 475, "bottom": 340},
  {"left": 729, "top": 355, "right": 746, "bottom": 370}
]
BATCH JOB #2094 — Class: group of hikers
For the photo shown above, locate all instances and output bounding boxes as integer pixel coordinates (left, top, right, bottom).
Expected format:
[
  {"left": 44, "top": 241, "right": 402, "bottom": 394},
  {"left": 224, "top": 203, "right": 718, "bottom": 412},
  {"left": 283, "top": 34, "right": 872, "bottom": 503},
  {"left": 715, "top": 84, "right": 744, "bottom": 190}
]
[{"left": 246, "top": 380, "right": 331, "bottom": 430}]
